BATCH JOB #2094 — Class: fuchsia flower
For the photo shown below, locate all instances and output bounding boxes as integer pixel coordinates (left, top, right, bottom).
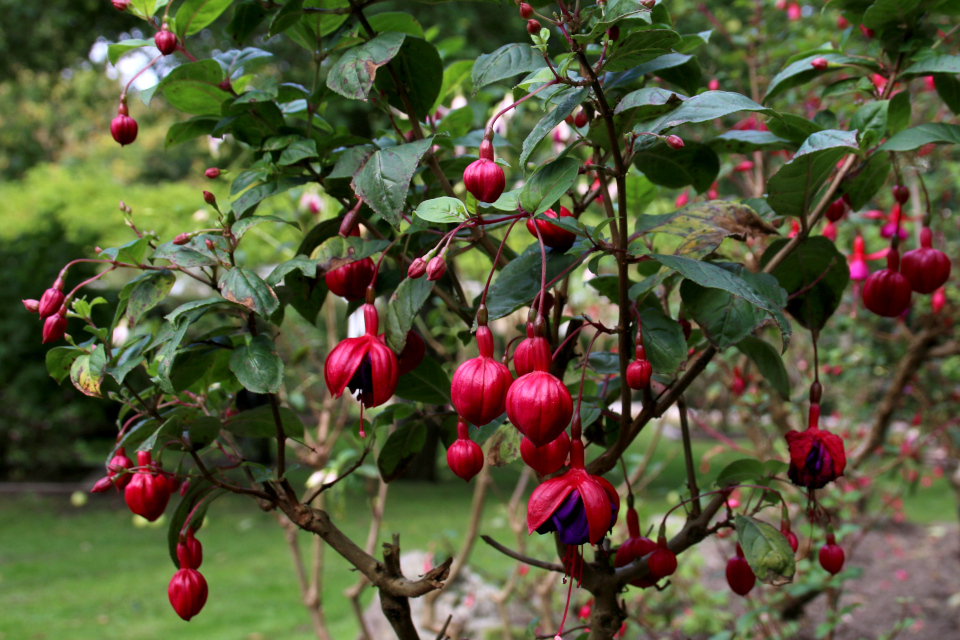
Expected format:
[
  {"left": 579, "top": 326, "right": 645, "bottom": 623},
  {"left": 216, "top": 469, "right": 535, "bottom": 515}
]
[
  {"left": 785, "top": 402, "right": 846, "bottom": 490},
  {"left": 614, "top": 506, "right": 657, "bottom": 587},
  {"left": 528, "top": 438, "right": 619, "bottom": 545},
  {"left": 513, "top": 321, "right": 552, "bottom": 377},
  {"left": 324, "top": 304, "right": 398, "bottom": 411},
  {"left": 451, "top": 324, "right": 513, "bottom": 426},
  {"left": 463, "top": 139, "right": 505, "bottom": 203}
]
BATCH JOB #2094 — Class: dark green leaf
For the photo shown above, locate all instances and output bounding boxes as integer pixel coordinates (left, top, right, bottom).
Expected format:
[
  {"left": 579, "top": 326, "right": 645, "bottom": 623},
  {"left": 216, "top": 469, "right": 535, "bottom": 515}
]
[
  {"left": 327, "top": 32, "right": 406, "bottom": 100},
  {"left": 175, "top": 0, "right": 235, "bottom": 36},
  {"left": 233, "top": 177, "right": 310, "bottom": 216},
  {"left": 232, "top": 215, "right": 299, "bottom": 241},
  {"left": 472, "top": 43, "right": 546, "bottom": 91},
  {"left": 715, "top": 458, "right": 769, "bottom": 488},
  {"left": 636, "top": 91, "right": 779, "bottom": 135},
  {"left": 519, "top": 157, "right": 581, "bottom": 215},
  {"left": 634, "top": 141, "right": 720, "bottom": 193},
  {"left": 933, "top": 74, "right": 960, "bottom": 115},
  {"left": 127, "top": 269, "right": 176, "bottom": 325},
  {"left": 224, "top": 404, "right": 305, "bottom": 438},
  {"left": 759, "top": 236, "right": 849, "bottom": 333},
  {"left": 766, "top": 113, "right": 824, "bottom": 144},
  {"left": 765, "top": 53, "right": 876, "bottom": 104},
  {"left": 736, "top": 336, "right": 790, "bottom": 398},
  {"left": 708, "top": 130, "right": 793, "bottom": 154},
  {"left": 377, "top": 423, "right": 427, "bottom": 482},
  {"left": 165, "top": 116, "right": 220, "bottom": 148},
  {"left": 46, "top": 347, "right": 83, "bottom": 384},
  {"left": 605, "top": 30, "right": 682, "bottom": 73},
  {"left": 614, "top": 87, "right": 687, "bottom": 119},
  {"left": 520, "top": 88, "right": 590, "bottom": 165},
  {"left": 735, "top": 514, "right": 796, "bottom": 586},
  {"left": 766, "top": 130, "right": 859, "bottom": 218},
  {"left": 903, "top": 54, "right": 960, "bottom": 76},
  {"left": 850, "top": 101, "right": 888, "bottom": 148},
  {"left": 156, "top": 59, "right": 229, "bottom": 115},
  {"left": 227, "top": 1, "right": 270, "bottom": 45},
  {"left": 484, "top": 243, "right": 583, "bottom": 321},
  {"left": 268, "top": 0, "right": 304, "bottom": 36},
  {"left": 384, "top": 277, "right": 435, "bottom": 353},
  {"left": 393, "top": 357, "right": 451, "bottom": 405},
  {"left": 278, "top": 139, "right": 318, "bottom": 165},
  {"left": 638, "top": 306, "right": 688, "bottom": 374},
  {"left": 374, "top": 36, "right": 443, "bottom": 120},
  {"left": 844, "top": 151, "right": 891, "bottom": 210},
  {"left": 879, "top": 123, "right": 960, "bottom": 151},
  {"left": 218, "top": 268, "right": 280, "bottom": 318},
  {"left": 229, "top": 335, "right": 284, "bottom": 394},
  {"left": 353, "top": 137, "right": 434, "bottom": 228}
]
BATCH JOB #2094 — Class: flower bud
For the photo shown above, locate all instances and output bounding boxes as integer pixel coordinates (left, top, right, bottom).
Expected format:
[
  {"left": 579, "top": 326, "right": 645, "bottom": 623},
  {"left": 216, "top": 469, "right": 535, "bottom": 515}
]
[
  {"left": 519, "top": 2, "right": 533, "bottom": 18},
  {"left": 204, "top": 167, "right": 221, "bottom": 179},
  {"left": 154, "top": 25, "right": 178, "bottom": 56},
  {"left": 665, "top": 135, "right": 685, "bottom": 150},
  {"left": 463, "top": 154, "right": 506, "bottom": 203},
  {"left": 22, "top": 299, "right": 40, "bottom": 314},
  {"left": 90, "top": 476, "right": 115, "bottom": 493},
  {"left": 107, "top": 447, "right": 134, "bottom": 490},
  {"left": 447, "top": 418, "right": 484, "bottom": 482},
  {"left": 110, "top": 103, "right": 138, "bottom": 146},
  {"left": 42, "top": 309, "right": 67, "bottom": 344},
  {"left": 325, "top": 258, "right": 376, "bottom": 301},
  {"left": 173, "top": 233, "right": 192, "bottom": 245},
  {"left": 892, "top": 184, "right": 910, "bottom": 204},
  {"left": 124, "top": 451, "right": 172, "bottom": 521},
  {"left": 204, "top": 238, "right": 216, "bottom": 252},
  {"left": 202, "top": 191, "right": 217, "bottom": 206},
  {"left": 426, "top": 256, "right": 447, "bottom": 281},
  {"left": 38, "top": 287, "right": 65, "bottom": 319},
  {"left": 607, "top": 26, "right": 620, "bottom": 41},
  {"left": 177, "top": 528, "right": 204, "bottom": 569},
  {"left": 526, "top": 19, "right": 541, "bottom": 35},
  {"left": 810, "top": 57, "right": 828, "bottom": 70},
  {"left": 407, "top": 257, "right": 427, "bottom": 279},
  {"left": 168, "top": 568, "right": 208, "bottom": 621},
  {"left": 111, "top": 0, "right": 131, "bottom": 10},
  {"left": 574, "top": 109, "right": 590, "bottom": 128}
]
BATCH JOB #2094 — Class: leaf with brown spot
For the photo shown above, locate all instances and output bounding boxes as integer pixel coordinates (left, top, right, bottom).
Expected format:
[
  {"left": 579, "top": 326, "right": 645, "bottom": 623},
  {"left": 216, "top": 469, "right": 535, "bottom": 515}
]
[
  {"left": 326, "top": 32, "right": 406, "bottom": 101},
  {"left": 218, "top": 267, "right": 279, "bottom": 318},
  {"left": 69, "top": 346, "right": 106, "bottom": 398},
  {"left": 634, "top": 201, "right": 777, "bottom": 260}
]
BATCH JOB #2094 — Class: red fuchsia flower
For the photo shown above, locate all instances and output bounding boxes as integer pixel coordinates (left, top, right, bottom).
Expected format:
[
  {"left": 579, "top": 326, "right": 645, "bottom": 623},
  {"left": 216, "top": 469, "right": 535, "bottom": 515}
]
[
  {"left": 446, "top": 417, "right": 484, "bottom": 482},
  {"left": 324, "top": 231, "right": 376, "bottom": 300},
  {"left": 810, "top": 57, "right": 828, "bottom": 70},
  {"left": 825, "top": 196, "right": 848, "bottom": 222},
  {"left": 626, "top": 344, "right": 652, "bottom": 391},
  {"left": 110, "top": 102, "right": 138, "bottom": 146},
  {"left": 42, "top": 308, "right": 68, "bottom": 344},
  {"left": 819, "top": 532, "right": 845, "bottom": 575},
  {"left": 154, "top": 25, "right": 178, "bottom": 56},
  {"left": 932, "top": 287, "right": 946, "bottom": 314},
  {"left": 168, "top": 567, "right": 208, "bottom": 621},
  {"left": 785, "top": 399, "right": 846, "bottom": 490},
  {"left": 513, "top": 320, "right": 552, "bottom": 377},
  {"left": 664, "top": 135, "right": 684, "bottom": 150},
  {"left": 880, "top": 203, "right": 910, "bottom": 240},
  {"left": 731, "top": 367, "right": 746, "bottom": 397},
  {"left": 863, "top": 249, "right": 912, "bottom": 317},
  {"left": 526, "top": 19, "right": 541, "bottom": 35},
  {"left": 614, "top": 506, "right": 657, "bottom": 587},
  {"left": 506, "top": 348, "right": 572, "bottom": 447},
  {"left": 787, "top": 218, "right": 800, "bottom": 238},
  {"left": 520, "top": 430, "right": 570, "bottom": 476},
  {"left": 786, "top": 2, "right": 801, "bottom": 20},
  {"left": 726, "top": 544, "right": 756, "bottom": 596},
  {"left": 177, "top": 528, "right": 203, "bottom": 570},
  {"left": 124, "top": 451, "right": 172, "bottom": 521},
  {"left": 112, "top": 0, "right": 130, "bottom": 10},
  {"left": 90, "top": 476, "right": 116, "bottom": 493},
  {"left": 451, "top": 323, "right": 513, "bottom": 426},
  {"left": 526, "top": 206, "right": 577, "bottom": 251},
  {"left": 892, "top": 184, "right": 910, "bottom": 204},
  {"left": 848, "top": 234, "right": 870, "bottom": 282},
  {"left": 324, "top": 304, "right": 399, "bottom": 414},
  {"left": 708, "top": 78, "right": 720, "bottom": 91},
  {"left": 107, "top": 447, "right": 134, "bottom": 490},
  {"left": 574, "top": 108, "right": 590, "bottom": 128},
  {"left": 781, "top": 519, "right": 799, "bottom": 553},
  {"left": 822, "top": 220, "right": 837, "bottom": 242},
  {"left": 733, "top": 160, "right": 755, "bottom": 172},
  {"left": 837, "top": 15, "right": 850, "bottom": 28},
  {"left": 901, "top": 227, "right": 951, "bottom": 294},
  {"left": 674, "top": 190, "right": 690, "bottom": 208},
  {"left": 648, "top": 535, "right": 678, "bottom": 579},
  {"left": 463, "top": 139, "right": 506, "bottom": 203},
  {"left": 528, "top": 438, "right": 619, "bottom": 545}
]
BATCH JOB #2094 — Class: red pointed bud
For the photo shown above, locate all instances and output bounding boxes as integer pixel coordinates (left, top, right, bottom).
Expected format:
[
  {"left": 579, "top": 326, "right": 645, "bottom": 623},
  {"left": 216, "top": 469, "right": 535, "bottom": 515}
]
[
  {"left": 325, "top": 258, "right": 376, "bottom": 301},
  {"left": 451, "top": 326, "right": 513, "bottom": 426},
  {"left": 574, "top": 109, "right": 589, "bottom": 128},
  {"left": 463, "top": 155, "right": 506, "bottom": 203},
  {"left": 901, "top": 228, "right": 950, "bottom": 294},
  {"left": 520, "top": 431, "right": 570, "bottom": 475},
  {"left": 626, "top": 358, "right": 653, "bottom": 390},
  {"left": 526, "top": 19, "right": 541, "bottom": 34},
  {"left": 726, "top": 551, "right": 756, "bottom": 596},
  {"left": 825, "top": 196, "right": 848, "bottom": 222},
  {"left": 426, "top": 256, "right": 447, "bottom": 281},
  {"left": 648, "top": 537, "right": 678, "bottom": 579},
  {"left": 506, "top": 366, "right": 572, "bottom": 446},
  {"left": 519, "top": 2, "right": 533, "bottom": 18},
  {"left": 863, "top": 249, "right": 912, "bottom": 317},
  {"left": 859, "top": 24, "right": 875, "bottom": 38},
  {"left": 38, "top": 287, "right": 65, "bottom": 318},
  {"left": 42, "top": 308, "right": 67, "bottom": 344},
  {"left": 810, "top": 57, "right": 828, "bottom": 70},
  {"left": 202, "top": 191, "right": 217, "bottom": 206},
  {"left": 177, "top": 528, "right": 204, "bottom": 569},
  {"left": 733, "top": 160, "right": 755, "bottom": 172},
  {"left": 525, "top": 206, "right": 577, "bottom": 250},
  {"left": 447, "top": 418, "right": 484, "bottom": 482},
  {"left": 204, "top": 167, "right": 221, "bottom": 179},
  {"left": 112, "top": 0, "right": 131, "bottom": 10},
  {"left": 107, "top": 447, "right": 134, "bottom": 490},
  {"left": 407, "top": 257, "right": 427, "bottom": 279},
  {"left": 665, "top": 135, "right": 684, "bottom": 150},
  {"left": 124, "top": 452, "right": 172, "bottom": 521},
  {"left": 90, "top": 476, "right": 116, "bottom": 493},
  {"left": 173, "top": 233, "right": 192, "bottom": 245},
  {"left": 932, "top": 287, "right": 946, "bottom": 314},
  {"left": 204, "top": 239, "right": 216, "bottom": 253},
  {"left": 819, "top": 537, "right": 845, "bottom": 575},
  {"left": 22, "top": 299, "right": 40, "bottom": 314},
  {"left": 168, "top": 568, "right": 208, "bottom": 621},
  {"left": 110, "top": 102, "right": 138, "bottom": 146},
  {"left": 708, "top": 79, "right": 720, "bottom": 91},
  {"left": 892, "top": 185, "right": 910, "bottom": 204},
  {"left": 154, "top": 25, "right": 178, "bottom": 56}
]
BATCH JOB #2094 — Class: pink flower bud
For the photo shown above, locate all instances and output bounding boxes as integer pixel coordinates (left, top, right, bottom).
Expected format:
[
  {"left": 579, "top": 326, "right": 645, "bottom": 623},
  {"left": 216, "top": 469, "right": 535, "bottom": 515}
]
[
  {"left": 204, "top": 167, "right": 221, "bottom": 179},
  {"left": 110, "top": 103, "right": 138, "bottom": 146},
  {"left": 203, "top": 191, "right": 217, "bottom": 206},
  {"left": 204, "top": 238, "right": 216, "bottom": 252},
  {"left": 708, "top": 79, "right": 720, "bottom": 91},
  {"left": 665, "top": 135, "right": 684, "bottom": 150},
  {"left": 42, "top": 309, "right": 67, "bottom": 344},
  {"left": 811, "top": 58, "right": 828, "bottom": 70},
  {"left": 112, "top": 0, "right": 130, "bottom": 10},
  {"left": 168, "top": 568, "right": 208, "bottom": 621},
  {"left": 22, "top": 299, "right": 40, "bottom": 314},
  {"left": 526, "top": 19, "right": 541, "bottom": 34},
  {"left": 90, "top": 476, "right": 115, "bottom": 493},
  {"left": 407, "top": 257, "right": 427, "bottom": 279},
  {"left": 38, "top": 287, "right": 65, "bottom": 319},
  {"left": 519, "top": 2, "right": 533, "bottom": 18},
  {"left": 426, "top": 256, "right": 447, "bottom": 281},
  {"left": 154, "top": 25, "right": 178, "bottom": 56},
  {"left": 173, "top": 233, "right": 192, "bottom": 245}
]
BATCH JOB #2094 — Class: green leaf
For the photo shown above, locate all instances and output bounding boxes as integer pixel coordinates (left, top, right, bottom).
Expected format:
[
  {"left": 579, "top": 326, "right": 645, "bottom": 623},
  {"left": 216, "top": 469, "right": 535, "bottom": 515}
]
[
  {"left": 484, "top": 242, "right": 583, "bottom": 321},
  {"left": 165, "top": 116, "right": 220, "bottom": 148},
  {"left": 384, "top": 277, "right": 435, "bottom": 353},
  {"left": 218, "top": 267, "right": 280, "bottom": 318},
  {"left": 735, "top": 514, "right": 796, "bottom": 586},
  {"left": 934, "top": 74, "right": 960, "bottom": 115},
  {"left": 715, "top": 458, "right": 769, "bottom": 488},
  {"left": 232, "top": 215, "right": 299, "bottom": 241},
  {"left": 759, "top": 236, "right": 849, "bottom": 334},
  {"left": 377, "top": 422, "right": 427, "bottom": 482},
  {"left": 680, "top": 264, "right": 786, "bottom": 350},
  {"left": 766, "top": 113, "right": 824, "bottom": 144},
  {"left": 108, "top": 39, "right": 152, "bottom": 66},
  {"left": 638, "top": 306, "right": 688, "bottom": 374},
  {"left": 862, "top": 0, "right": 921, "bottom": 30},
  {"left": 520, "top": 88, "right": 590, "bottom": 165},
  {"left": 166, "top": 297, "right": 239, "bottom": 325},
  {"left": 519, "top": 157, "right": 580, "bottom": 215},
  {"left": 614, "top": 87, "right": 687, "bottom": 119},
  {"left": 605, "top": 30, "right": 682, "bottom": 73},
  {"left": 844, "top": 151, "right": 891, "bottom": 211},
  {"left": 472, "top": 43, "right": 546, "bottom": 92},
  {"left": 353, "top": 137, "right": 434, "bottom": 228},
  {"left": 432, "top": 59, "right": 474, "bottom": 112},
  {"left": 227, "top": 1, "right": 270, "bottom": 45},
  {"left": 224, "top": 404, "right": 305, "bottom": 438},
  {"left": 572, "top": 0, "right": 652, "bottom": 43},
  {"left": 393, "top": 357, "right": 451, "bottom": 405},
  {"left": 155, "top": 59, "right": 229, "bottom": 115},
  {"left": 633, "top": 141, "right": 720, "bottom": 193},
  {"left": 736, "top": 336, "right": 790, "bottom": 399},
  {"left": 365, "top": 11, "right": 424, "bottom": 37},
  {"left": 170, "top": 345, "right": 231, "bottom": 393},
  {"left": 624, "top": 174, "right": 658, "bottom": 217},
  {"left": 268, "top": 0, "right": 304, "bottom": 36},
  {"left": 278, "top": 139, "right": 318, "bottom": 165},
  {"left": 47, "top": 347, "right": 83, "bottom": 384},
  {"left": 327, "top": 32, "right": 406, "bottom": 100},
  {"left": 127, "top": 269, "right": 176, "bottom": 325},
  {"left": 652, "top": 255, "right": 791, "bottom": 349},
  {"left": 415, "top": 197, "right": 468, "bottom": 224},
  {"left": 766, "top": 130, "right": 859, "bottom": 218},
  {"left": 708, "top": 130, "right": 793, "bottom": 154},
  {"left": 879, "top": 123, "right": 960, "bottom": 151},
  {"left": 765, "top": 53, "right": 876, "bottom": 104},
  {"left": 229, "top": 335, "right": 284, "bottom": 394},
  {"left": 487, "top": 421, "right": 522, "bottom": 467},
  {"left": 904, "top": 54, "right": 960, "bottom": 76},
  {"left": 849, "top": 101, "right": 888, "bottom": 148},
  {"left": 175, "top": 0, "right": 235, "bottom": 36},
  {"left": 233, "top": 177, "right": 310, "bottom": 217},
  {"left": 373, "top": 36, "right": 442, "bottom": 120},
  {"left": 435, "top": 106, "right": 474, "bottom": 139},
  {"left": 635, "top": 91, "right": 779, "bottom": 135}
]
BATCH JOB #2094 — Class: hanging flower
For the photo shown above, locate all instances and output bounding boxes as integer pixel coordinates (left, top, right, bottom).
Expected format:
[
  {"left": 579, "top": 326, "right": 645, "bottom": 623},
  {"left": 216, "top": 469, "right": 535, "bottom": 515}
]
[
  {"left": 324, "top": 304, "right": 399, "bottom": 410},
  {"left": 785, "top": 402, "right": 846, "bottom": 490}
]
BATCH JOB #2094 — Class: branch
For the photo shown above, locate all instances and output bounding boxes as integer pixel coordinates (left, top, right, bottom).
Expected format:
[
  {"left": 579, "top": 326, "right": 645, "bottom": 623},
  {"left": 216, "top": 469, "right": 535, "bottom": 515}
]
[{"left": 480, "top": 535, "right": 566, "bottom": 573}]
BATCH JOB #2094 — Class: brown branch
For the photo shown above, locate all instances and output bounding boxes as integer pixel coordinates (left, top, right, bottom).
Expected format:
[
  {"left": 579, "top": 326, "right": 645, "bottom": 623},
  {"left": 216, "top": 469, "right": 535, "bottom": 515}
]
[
  {"left": 480, "top": 535, "right": 566, "bottom": 573},
  {"left": 678, "top": 395, "right": 701, "bottom": 517}
]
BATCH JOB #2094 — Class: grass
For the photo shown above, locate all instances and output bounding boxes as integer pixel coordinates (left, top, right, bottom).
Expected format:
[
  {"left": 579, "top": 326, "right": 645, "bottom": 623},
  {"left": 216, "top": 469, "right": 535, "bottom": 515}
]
[{"left": 1, "top": 431, "right": 954, "bottom": 640}]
